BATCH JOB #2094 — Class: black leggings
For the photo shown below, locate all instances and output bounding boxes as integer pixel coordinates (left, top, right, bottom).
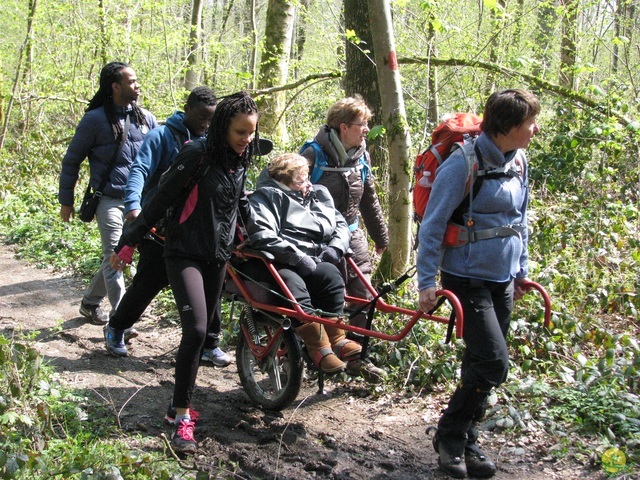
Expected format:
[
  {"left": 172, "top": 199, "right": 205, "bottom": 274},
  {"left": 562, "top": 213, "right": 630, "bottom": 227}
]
[
  {"left": 165, "top": 256, "right": 226, "bottom": 409},
  {"left": 109, "top": 238, "right": 222, "bottom": 349}
]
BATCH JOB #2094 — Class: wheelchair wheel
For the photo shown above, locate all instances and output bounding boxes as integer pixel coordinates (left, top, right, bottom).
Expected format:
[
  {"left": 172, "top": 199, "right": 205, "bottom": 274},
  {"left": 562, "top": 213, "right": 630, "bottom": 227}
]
[{"left": 236, "top": 306, "right": 303, "bottom": 410}]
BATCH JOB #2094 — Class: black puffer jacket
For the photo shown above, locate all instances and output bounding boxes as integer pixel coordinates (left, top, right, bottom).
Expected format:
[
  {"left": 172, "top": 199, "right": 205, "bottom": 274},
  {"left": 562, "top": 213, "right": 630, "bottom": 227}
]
[
  {"left": 117, "top": 139, "right": 250, "bottom": 264},
  {"left": 247, "top": 167, "right": 350, "bottom": 267}
]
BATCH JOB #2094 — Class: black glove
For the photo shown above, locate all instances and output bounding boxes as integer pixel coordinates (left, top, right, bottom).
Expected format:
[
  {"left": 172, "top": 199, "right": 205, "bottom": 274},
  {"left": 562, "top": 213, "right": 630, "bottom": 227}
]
[
  {"left": 318, "top": 246, "right": 342, "bottom": 265},
  {"left": 295, "top": 255, "right": 317, "bottom": 278}
]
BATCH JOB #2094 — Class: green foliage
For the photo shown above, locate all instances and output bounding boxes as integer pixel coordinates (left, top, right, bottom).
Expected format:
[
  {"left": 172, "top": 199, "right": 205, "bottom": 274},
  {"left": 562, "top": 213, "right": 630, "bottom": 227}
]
[
  {"left": 1, "top": 178, "right": 102, "bottom": 277},
  {"left": 0, "top": 332, "right": 196, "bottom": 479}
]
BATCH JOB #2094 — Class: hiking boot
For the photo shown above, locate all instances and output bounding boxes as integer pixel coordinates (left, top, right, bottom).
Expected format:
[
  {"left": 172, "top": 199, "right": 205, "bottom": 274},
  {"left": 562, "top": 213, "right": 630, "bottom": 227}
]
[
  {"left": 295, "top": 322, "right": 345, "bottom": 373},
  {"left": 346, "top": 358, "right": 387, "bottom": 383},
  {"left": 432, "top": 431, "right": 467, "bottom": 479},
  {"left": 170, "top": 418, "right": 197, "bottom": 454},
  {"left": 103, "top": 325, "right": 127, "bottom": 357},
  {"left": 123, "top": 327, "right": 139, "bottom": 343},
  {"left": 164, "top": 404, "right": 201, "bottom": 425},
  {"left": 465, "top": 443, "right": 497, "bottom": 478},
  {"left": 201, "top": 347, "right": 232, "bottom": 367},
  {"left": 324, "top": 322, "right": 362, "bottom": 360},
  {"left": 80, "top": 300, "right": 108, "bottom": 325}
]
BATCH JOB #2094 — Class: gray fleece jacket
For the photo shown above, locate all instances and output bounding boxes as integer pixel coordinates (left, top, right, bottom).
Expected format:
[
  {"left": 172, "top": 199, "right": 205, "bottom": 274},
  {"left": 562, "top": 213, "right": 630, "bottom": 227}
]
[{"left": 417, "top": 132, "right": 529, "bottom": 290}]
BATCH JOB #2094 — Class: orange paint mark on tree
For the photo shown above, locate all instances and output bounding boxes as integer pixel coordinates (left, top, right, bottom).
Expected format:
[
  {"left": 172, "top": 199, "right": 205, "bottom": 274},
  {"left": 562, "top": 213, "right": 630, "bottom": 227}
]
[{"left": 387, "top": 51, "right": 398, "bottom": 71}]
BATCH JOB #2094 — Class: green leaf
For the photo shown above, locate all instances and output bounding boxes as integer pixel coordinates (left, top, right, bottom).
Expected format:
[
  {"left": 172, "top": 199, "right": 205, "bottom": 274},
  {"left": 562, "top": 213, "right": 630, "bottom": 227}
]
[
  {"left": 626, "top": 121, "right": 640, "bottom": 132},
  {"left": 483, "top": 0, "right": 498, "bottom": 10},
  {"left": 367, "top": 125, "right": 386, "bottom": 140},
  {"left": 574, "top": 353, "right": 588, "bottom": 367}
]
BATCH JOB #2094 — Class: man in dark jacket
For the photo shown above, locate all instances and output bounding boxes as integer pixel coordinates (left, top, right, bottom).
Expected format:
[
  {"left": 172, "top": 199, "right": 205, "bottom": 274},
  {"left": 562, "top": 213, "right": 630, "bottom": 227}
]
[
  {"left": 300, "top": 95, "right": 389, "bottom": 382},
  {"left": 59, "top": 61, "right": 157, "bottom": 325}
]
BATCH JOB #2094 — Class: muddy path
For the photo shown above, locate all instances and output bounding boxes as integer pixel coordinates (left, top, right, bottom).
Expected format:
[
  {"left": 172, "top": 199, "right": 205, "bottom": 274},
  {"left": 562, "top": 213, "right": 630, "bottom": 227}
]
[{"left": 0, "top": 243, "right": 607, "bottom": 479}]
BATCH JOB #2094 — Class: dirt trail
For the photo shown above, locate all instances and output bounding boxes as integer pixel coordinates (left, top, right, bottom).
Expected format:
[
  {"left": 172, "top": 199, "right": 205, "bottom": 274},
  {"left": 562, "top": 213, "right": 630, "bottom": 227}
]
[{"left": 0, "top": 243, "right": 607, "bottom": 479}]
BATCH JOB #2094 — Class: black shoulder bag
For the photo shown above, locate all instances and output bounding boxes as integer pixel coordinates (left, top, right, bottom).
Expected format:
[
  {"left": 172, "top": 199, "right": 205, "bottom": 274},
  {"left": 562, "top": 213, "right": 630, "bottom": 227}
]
[{"left": 78, "top": 115, "right": 131, "bottom": 222}]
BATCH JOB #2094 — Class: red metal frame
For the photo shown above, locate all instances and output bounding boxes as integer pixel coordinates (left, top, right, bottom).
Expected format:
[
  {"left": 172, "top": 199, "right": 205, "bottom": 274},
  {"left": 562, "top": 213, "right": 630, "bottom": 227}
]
[
  {"left": 226, "top": 249, "right": 465, "bottom": 341},
  {"left": 519, "top": 280, "right": 552, "bottom": 328}
]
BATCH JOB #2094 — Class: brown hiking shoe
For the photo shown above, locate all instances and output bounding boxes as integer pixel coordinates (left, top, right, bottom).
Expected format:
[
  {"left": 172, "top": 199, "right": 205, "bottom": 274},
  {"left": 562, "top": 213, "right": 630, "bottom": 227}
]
[{"left": 346, "top": 358, "right": 387, "bottom": 383}]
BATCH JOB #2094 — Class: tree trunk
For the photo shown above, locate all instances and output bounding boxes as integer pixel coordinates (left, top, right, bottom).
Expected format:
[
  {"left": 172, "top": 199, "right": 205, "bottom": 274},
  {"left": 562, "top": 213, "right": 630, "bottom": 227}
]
[
  {"left": 184, "top": 0, "right": 204, "bottom": 90},
  {"left": 292, "top": 0, "right": 309, "bottom": 80},
  {"left": 559, "top": 0, "right": 578, "bottom": 89},
  {"left": 344, "top": 0, "right": 388, "bottom": 185},
  {"left": 613, "top": 0, "right": 637, "bottom": 75},
  {"left": 367, "top": 0, "right": 412, "bottom": 278},
  {"left": 248, "top": 0, "right": 258, "bottom": 89},
  {"left": 211, "top": 0, "right": 236, "bottom": 89},
  {"left": 484, "top": 0, "right": 505, "bottom": 96},
  {"left": 424, "top": 5, "right": 439, "bottom": 129},
  {"left": 0, "top": 0, "right": 37, "bottom": 153},
  {"left": 532, "top": 1, "right": 555, "bottom": 81},
  {"left": 256, "top": 0, "right": 296, "bottom": 143}
]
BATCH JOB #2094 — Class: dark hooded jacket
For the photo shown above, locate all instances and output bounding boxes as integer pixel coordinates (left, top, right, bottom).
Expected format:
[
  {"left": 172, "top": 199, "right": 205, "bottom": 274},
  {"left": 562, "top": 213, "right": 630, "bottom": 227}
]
[{"left": 247, "top": 167, "right": 350, "bottom": 268}]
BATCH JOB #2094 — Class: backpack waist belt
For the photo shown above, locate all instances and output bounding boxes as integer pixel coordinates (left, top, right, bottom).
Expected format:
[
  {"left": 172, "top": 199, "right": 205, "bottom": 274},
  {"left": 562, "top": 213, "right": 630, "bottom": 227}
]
[
  {"left": 319, "top": 165, "right": 356, "bottom": 174},
  {"left": 462, "top": 224, "right": 525, "bottom": 243},
  {"left": 444, "top": 223, "right": 524, "bottom": 247}
]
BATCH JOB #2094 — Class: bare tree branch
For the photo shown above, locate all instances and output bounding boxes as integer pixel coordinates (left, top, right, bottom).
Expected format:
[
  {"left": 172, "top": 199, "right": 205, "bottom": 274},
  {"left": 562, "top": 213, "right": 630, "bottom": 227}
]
[{"left": 398, "top": 56, "right": 633, "bottom": 127}]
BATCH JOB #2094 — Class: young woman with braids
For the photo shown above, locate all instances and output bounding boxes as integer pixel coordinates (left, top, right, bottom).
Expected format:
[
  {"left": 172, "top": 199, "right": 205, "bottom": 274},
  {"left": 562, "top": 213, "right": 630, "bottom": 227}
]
[
  {"left": 111, "top": 92, "right": 259, "bottom": 454},
  {"left": 59, "top": 61, "right": 158, "bottom": 325}
]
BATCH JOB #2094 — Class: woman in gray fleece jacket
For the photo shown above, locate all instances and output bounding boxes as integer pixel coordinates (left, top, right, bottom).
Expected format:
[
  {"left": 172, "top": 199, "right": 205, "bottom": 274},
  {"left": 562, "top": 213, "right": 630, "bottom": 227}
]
[{"left": 418, "top": 89, "right": 540, "bottom": 479}]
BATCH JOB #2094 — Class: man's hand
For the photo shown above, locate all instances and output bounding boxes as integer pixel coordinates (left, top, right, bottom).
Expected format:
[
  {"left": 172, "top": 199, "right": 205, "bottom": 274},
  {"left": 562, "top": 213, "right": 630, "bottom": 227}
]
[
  {"left": 374, "top": 245, "right": 386, "bottom": 256},
  {"left": 125, "top": 209, "right": 140, "bottom": 222},
  {"left": 110, "top": 252, "right": 126, "bottom": 271},
  {"left": 419, "top": 287, "right": 438, "bottom": 313},
  {"left": 60, "top": 205, "right": 74, "bottom": 223}
]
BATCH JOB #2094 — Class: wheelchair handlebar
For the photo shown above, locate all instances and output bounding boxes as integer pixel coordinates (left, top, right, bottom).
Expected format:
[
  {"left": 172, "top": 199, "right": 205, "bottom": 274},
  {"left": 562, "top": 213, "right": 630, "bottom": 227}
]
[{"left": 518, "top": 280, "right": 552, "bottom": 328}]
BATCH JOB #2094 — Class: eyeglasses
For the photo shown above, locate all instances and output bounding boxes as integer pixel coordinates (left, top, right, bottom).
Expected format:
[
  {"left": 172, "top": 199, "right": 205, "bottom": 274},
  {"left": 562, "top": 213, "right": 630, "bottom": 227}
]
[
  {"left": 292, "top": 178, "right": 309, "bottom": 187},
  {"left": 349, "top": 122, "right": 368, "bottom": 128}
]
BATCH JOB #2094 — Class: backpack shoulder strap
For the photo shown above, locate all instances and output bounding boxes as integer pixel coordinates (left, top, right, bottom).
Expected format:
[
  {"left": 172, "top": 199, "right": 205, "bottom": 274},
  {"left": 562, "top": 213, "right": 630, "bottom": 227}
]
[
  {"left": 301, "top": 141, "right": 358, "bottom": 183},
  {"left": 301, "top": 141, "right": 326, "bottom": 183},
  {"left": 165, "top": 123, "right": 189, "bottom": 151},
  {"left": 358, "top": 152, "right": 370, "bottom": 184},
  {"left": 450, "top": 138, "right": 481, "bottom": 226}
]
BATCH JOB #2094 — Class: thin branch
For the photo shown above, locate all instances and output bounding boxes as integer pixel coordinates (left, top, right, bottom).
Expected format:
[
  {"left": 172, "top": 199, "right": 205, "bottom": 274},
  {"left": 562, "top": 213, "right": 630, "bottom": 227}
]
[
  {"left": 1, "top": 0, "right": 38, "bottom": 153},
  {"left": 250, "top": 71, "right": 342, "bottom": 98},
  {"left": 398, "top": 56, "right": 634, "bottom": 127}
]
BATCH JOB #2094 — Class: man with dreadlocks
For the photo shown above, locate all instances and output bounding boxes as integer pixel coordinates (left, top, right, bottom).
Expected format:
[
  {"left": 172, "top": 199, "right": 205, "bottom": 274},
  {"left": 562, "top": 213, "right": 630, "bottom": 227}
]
[
  {"left": 59, "top": 61, "right": 158, "bottom": 325},
  {"left": 111, "top": 91, "right": 259, "bottom": 454}
]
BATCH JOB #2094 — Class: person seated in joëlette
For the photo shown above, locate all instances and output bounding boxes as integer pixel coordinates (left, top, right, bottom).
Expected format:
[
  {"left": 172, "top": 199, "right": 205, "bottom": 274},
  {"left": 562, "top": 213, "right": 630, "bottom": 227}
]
[{"left": 245, "top": 153, "right": 361, "bottom": 373}]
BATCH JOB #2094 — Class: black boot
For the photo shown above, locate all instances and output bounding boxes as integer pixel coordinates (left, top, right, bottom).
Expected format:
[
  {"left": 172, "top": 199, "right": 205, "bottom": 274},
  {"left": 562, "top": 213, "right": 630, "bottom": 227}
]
[
  {"left": 431, "top": 430, "right": 467, "bottom": 479},
  {"left": 465, "top": 443, "right": 497, "bottom": 478},
  {"left": 434, "top": 383, "right": 491, "bottom": 478},
  {"left": 464, "top": 398, "right": 497, "bottom": 477}
]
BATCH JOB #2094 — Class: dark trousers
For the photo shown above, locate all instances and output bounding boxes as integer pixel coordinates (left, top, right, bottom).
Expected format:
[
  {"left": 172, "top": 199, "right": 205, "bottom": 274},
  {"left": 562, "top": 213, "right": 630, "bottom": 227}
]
[
  {"left": 437, "top": 272, "right": 514, "bottom": 454},
  {"left": 109, "top": 238, "right": 221, "bottom": 349},
  {"left": 166, "top": 256, "right": 226, "bottom": 409},
  {"left": 240, "top": 259, "right": 345, "bottom": 321}
]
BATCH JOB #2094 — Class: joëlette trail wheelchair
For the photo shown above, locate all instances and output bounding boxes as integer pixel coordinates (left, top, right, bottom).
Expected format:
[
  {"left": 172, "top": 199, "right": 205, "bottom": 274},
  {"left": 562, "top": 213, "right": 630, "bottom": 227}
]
[{"left": 223, "top": 247, "right": 551, "bottom": 411}]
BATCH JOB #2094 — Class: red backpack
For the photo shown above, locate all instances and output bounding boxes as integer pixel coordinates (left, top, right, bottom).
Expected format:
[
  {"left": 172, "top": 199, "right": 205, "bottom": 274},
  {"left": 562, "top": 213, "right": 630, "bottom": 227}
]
[
  {"left": 412, "top": 112, "right": 483, "bottom": 224},
  {"left": 413, "top": 112, "right": 527, "bottom": 249}
]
